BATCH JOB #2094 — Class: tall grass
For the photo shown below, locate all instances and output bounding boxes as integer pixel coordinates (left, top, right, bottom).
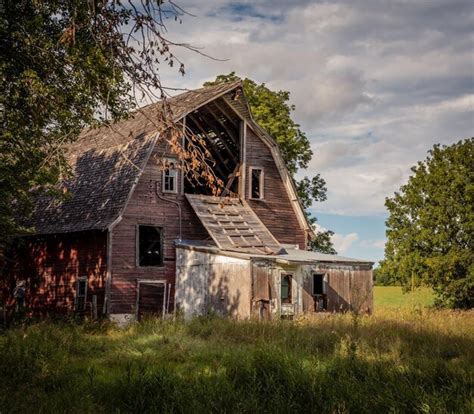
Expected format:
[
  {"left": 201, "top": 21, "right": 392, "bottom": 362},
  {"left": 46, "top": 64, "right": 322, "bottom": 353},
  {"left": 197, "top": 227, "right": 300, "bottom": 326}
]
[{"left": 0, "top": 309, "right": 472, "bottom": 413}]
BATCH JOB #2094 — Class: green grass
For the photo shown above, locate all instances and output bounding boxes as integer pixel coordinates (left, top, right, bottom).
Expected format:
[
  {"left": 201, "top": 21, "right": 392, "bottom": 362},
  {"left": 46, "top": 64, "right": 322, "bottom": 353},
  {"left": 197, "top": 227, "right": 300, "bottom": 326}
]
[
  {"left": 374, "top": 286, "right": 435, "bottom": 309},
  {"left": 0, "top": 308, "right": 473, "bottom": 413}
]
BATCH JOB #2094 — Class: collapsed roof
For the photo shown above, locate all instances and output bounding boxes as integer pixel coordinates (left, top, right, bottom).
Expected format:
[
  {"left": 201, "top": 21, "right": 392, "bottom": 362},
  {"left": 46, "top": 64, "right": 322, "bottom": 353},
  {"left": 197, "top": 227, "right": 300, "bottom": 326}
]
[{"left": 28, "top": 80, "right": 311, "bottom": 238}]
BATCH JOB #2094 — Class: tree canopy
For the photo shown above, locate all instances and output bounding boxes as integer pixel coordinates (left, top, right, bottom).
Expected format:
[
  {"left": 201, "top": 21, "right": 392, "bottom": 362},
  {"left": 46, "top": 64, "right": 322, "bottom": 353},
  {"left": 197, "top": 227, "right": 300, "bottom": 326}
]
[
  {"left": 204, "top": 73, "right": 336, "bottom": 253},
  {"left": 380, "top": 138, "right": 474, "bottom": 308},
  {"left": 0, "top": 1, "right": 199, "bottom": 248}
]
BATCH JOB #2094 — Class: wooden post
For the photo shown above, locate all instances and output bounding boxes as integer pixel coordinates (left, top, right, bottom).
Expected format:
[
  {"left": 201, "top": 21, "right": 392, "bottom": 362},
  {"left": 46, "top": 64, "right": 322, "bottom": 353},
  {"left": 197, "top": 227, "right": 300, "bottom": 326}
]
[{"left": 92, "top": 295, "right": 98, "bottom": 320}]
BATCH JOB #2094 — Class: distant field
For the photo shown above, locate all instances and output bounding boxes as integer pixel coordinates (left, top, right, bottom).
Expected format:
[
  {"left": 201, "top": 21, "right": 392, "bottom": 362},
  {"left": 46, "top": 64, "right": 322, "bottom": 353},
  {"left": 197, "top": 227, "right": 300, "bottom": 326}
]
[{"left": 374, "top": 285, "right": 435, "bottom": 309}]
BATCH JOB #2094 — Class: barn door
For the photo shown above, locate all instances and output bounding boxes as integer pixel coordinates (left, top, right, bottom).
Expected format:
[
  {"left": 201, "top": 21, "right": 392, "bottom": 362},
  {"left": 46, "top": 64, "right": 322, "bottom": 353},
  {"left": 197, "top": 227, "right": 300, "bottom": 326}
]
[
  {"left": 252, "top": 263, "right": 272, "bottom": 319},
  {"left": 137, "top": 281, "right": 167, "bottom": 320}
]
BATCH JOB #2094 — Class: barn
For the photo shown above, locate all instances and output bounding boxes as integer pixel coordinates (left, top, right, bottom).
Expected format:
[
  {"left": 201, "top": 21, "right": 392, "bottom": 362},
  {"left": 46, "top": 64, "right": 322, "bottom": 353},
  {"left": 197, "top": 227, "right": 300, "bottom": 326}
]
[{"left": 3, "top": 80, "right": 373, "bottom": 322}]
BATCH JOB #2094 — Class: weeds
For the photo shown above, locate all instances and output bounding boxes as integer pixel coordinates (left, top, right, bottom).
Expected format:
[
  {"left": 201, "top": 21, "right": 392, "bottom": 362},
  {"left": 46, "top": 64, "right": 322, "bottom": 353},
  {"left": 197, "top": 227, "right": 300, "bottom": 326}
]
[{"left": 0, "top": 308, "right": 472, "bottom": 413}]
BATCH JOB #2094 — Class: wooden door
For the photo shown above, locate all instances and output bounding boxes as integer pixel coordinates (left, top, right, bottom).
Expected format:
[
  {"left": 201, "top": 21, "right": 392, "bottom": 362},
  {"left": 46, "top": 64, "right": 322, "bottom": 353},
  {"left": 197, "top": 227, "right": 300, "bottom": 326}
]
[{"left": 137, "top": 282, "right": 166, "bottom": 320}]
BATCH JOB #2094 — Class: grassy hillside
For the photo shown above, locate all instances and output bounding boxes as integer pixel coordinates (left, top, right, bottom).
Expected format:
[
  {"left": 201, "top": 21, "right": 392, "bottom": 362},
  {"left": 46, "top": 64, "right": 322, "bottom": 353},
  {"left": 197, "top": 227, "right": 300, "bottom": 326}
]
[
  {"left": 0, "top": 308, "right": 473, "bottom": 413},
  {"left": 374, "top": 286, "right": 435, "bottom": 309}
]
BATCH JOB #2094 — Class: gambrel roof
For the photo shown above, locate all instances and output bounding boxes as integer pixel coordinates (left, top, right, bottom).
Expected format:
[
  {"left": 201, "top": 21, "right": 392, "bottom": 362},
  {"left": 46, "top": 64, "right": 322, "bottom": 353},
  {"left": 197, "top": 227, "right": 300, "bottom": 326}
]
[{"left": 29, "top": 80, "right": 313, "bottom": 238}]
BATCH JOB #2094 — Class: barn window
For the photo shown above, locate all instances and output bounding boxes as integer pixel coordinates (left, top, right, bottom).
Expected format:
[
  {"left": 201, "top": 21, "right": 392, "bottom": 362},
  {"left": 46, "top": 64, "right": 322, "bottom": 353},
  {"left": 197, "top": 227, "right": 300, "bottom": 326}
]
[
  {"left": 75, "top": 278, "right": 87, "bottom": 311},
  {"left": 162, "top": 158, "right": 178, "bottom": 193},
  {"left": 250, "top": 167, "right": 264, "bottom": 199},
  {"left": 138, "top": 226, "right": 163, "bottom": 266},
  {"left": 313, "top": 273, "right": 325, "bottom": 295},
  {"left": 281, "top": 274, "right": 292, "bottom": 303}
]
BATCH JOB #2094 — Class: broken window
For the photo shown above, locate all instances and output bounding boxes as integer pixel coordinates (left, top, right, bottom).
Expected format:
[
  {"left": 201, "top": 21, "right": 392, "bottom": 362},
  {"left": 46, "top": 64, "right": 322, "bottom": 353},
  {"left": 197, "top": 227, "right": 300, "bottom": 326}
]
[
  {"left": 250, "top": 167, "right": 263, "bottom": 199},
  {"left": 281, "top": 274, "right": 292, "bottom": 303},
  {"left": 138, "top": 226, "right": 163, "bottom": 266},
  {"left": 75, "top": 278, "right": 87, "bottom": 311},
  {"left": 163, "top": 158, "right": 178, "bottom": 193}
]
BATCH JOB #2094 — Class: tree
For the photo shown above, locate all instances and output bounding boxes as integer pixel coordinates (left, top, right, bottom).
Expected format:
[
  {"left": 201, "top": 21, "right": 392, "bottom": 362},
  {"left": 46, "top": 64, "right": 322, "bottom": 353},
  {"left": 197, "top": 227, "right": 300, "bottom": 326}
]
[
  {"left": 204, "top": 73, "right": 336, "bottom": 253},
  {"left": 380, "top": 139, "right": 474, "bottom": 308},
  {"left": 372, "top": 266, "right": 396, "bottom": 286},
  {"left": 0, "top": 0, "right": 210, "bottom": 249}
]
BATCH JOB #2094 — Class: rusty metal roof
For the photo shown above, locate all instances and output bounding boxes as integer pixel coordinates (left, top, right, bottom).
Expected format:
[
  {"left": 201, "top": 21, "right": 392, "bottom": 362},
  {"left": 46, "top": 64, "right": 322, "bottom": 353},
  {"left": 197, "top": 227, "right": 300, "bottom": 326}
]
[{"left": 185, "top": 194, "right": 282, "bottom": 254}]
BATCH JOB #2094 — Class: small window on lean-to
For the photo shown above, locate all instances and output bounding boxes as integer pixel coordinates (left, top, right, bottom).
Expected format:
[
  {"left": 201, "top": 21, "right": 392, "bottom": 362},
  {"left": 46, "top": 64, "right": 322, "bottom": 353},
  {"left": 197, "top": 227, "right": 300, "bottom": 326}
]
[
  {"left": 163, "top": 158, "right": 178, "bottom": 193},
  {"left": 281, "top": 274, "right": 292, "bottom": 303},
  {"left": 138, "top": 226, "right": 163, "bottom": 267},
  {"left": 250, "top": 168, "right": 263, "bottom": 199}
]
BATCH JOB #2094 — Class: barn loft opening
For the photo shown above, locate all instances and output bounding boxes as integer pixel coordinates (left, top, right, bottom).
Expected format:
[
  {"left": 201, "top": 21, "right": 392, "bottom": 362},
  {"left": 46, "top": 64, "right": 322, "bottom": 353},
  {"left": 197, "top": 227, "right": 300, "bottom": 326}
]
[{"left": 184, "top": 98, "right": 241, "bottom": 196}]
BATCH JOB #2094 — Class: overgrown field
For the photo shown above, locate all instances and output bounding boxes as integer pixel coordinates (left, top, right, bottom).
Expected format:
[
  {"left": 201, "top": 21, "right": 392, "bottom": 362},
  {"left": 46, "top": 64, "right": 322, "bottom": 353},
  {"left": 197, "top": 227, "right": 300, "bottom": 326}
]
[{"left": 0, "top": 308, "right": 472, "bottom": 413}]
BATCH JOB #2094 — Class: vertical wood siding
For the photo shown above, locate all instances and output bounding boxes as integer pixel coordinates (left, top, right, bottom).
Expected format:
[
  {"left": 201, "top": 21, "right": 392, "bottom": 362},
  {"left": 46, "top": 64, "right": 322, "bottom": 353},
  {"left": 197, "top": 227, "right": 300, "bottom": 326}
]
[
  {"left": 4, "top": 230, "right": 107, "bottom": 315},
  {"left": 245, "top": 127, "right": 307, "bottom": 248},
  {"left": 110, "top": 143, "right": 208, "bottom": 314}
]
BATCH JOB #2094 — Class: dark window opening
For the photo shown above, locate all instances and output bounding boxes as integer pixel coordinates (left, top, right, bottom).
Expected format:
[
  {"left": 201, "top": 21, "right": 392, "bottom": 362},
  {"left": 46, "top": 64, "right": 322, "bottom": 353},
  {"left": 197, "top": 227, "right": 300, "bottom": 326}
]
[
  {"left": 75, "top": 279, "right": 87, "bottom": 311},
  {"left": 138, "top": 226, "right": 163, "bottom": 266},
  {"left": 281, "top": 274, "right": 292, "bottom": 303},
  {"left": 313, "top": 273, "right": 324, "bottom": 295},
  {"left": 183, "top": 101, "right": 241, "bottom": 196},
  {"left": 250, "top": 168, "right": 263, "bottom": 199}
]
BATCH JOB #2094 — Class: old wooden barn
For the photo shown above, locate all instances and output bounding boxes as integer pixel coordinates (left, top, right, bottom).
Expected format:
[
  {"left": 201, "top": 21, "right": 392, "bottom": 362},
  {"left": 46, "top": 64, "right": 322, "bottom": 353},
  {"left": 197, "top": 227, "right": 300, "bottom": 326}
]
[{"left": 4, "top": 81, "right": 373, "bottom": 322}]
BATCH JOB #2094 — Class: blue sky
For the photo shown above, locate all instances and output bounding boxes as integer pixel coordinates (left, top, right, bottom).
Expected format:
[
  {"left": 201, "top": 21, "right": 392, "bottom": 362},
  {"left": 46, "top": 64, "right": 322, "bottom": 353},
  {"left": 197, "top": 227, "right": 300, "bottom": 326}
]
[
  {"left": 313, "top": 212, "right": 387, "bottom": 264},
  {"left": 155, "top": 0, "right": 473, "bottom": 262}
]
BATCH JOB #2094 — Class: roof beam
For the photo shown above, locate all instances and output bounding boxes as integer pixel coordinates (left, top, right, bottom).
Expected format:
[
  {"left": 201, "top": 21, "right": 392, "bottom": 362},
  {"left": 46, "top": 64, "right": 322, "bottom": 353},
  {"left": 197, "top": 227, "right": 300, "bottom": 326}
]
[
  {"left": 205, "top": 105, "right": 239, "bottom": 144},
  {"left": 198, "top": 108, "right": 239, "bottom": 164},
  {"left": 222, "top": 163, "right": 240, "bottom": 197},
  {"left": 211, "top": 99, "right": 240, "bottom": 129},
  {"left": 186, "top": 114, "right": 230, "bottom": 178}
]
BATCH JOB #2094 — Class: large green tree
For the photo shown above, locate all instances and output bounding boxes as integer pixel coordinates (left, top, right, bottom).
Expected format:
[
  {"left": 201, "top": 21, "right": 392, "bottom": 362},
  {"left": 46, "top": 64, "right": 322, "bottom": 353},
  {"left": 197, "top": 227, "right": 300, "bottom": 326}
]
[
  {"left": 380, "top": 139, "right": 474, "bottom": 308},
  {"left": 0, "top": 0, "right": 193, "bottom": 249},
  {"left": 204, "top": 73, "right": 336, "bottom": 253}
]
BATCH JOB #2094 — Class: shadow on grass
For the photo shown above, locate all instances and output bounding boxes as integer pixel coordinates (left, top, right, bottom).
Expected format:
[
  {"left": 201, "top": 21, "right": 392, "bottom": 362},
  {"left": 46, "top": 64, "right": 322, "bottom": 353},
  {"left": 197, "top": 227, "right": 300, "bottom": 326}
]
[{"left": 0, "top": 314, "right": 472, "bottom": 413}]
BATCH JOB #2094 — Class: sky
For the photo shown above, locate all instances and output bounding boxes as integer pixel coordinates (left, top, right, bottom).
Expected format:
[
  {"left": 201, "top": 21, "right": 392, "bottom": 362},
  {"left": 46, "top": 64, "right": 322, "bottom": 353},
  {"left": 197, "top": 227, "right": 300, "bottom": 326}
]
[{"left": 156, "top": 0, "right": 474, "bottom": 263}]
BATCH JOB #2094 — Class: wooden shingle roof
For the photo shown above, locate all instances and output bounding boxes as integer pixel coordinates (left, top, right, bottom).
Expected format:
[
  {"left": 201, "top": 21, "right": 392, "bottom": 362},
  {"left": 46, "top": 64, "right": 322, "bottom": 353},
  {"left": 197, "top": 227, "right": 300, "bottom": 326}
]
[{"left": 30, "top": 81, "right": 243, "bottom": 235}]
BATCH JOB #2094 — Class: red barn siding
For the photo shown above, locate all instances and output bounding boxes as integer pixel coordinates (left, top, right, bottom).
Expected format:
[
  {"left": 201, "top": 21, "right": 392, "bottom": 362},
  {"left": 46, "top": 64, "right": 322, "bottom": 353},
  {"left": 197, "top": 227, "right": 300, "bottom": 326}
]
[
  {"left": 110, "top": 143, "right": 209, "bottom": 314},
  {"left": 245, "top": 127, "right": 307, "bottom": 248},
  {"left": 4, "top": 230, "right": 107, "bottom": 315}
]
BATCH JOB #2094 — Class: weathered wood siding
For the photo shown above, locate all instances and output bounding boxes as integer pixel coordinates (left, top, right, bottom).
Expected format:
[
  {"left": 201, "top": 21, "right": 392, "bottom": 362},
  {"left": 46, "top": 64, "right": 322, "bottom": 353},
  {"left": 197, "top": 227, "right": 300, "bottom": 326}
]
[
  {"left": 4, "top": 230, "right": 107, "bottom": 315},
  {"left": 175, "top": 248, "right": 252, "bottom": 318},
  {"left": 110, "top": 142, "right": 208, "bottom": 315},
  {"left": 245, "top": 127, "right": 306, "bottom": 248},
  {"left": 301, "top": 264, "right": 373, "bottom": 313}
]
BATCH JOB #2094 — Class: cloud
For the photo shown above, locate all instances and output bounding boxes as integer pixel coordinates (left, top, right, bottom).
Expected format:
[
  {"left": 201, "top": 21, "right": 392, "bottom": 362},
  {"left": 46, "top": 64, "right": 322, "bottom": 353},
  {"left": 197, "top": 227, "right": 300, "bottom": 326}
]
[
  {"left": 360, "top": 239, "right": 386, "bottom": 250},
  {"left": 332, "top": 232, "right": 359, "bottom": 254},
  {"left": 155, "top": 0, "right": 474, "bottom": 216}
]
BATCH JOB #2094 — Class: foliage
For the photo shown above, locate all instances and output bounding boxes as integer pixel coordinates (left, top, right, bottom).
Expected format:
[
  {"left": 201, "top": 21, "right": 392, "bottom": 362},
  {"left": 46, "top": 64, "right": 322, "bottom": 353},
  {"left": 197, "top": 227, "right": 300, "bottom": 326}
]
[
  {"left": 0, "top": 312, "right": 472, "bottom": 413},
  {"left": 372, "top": 266, "right": 397, "bottom": 286},
  {"left": 0, "top": 1, "right": 193, "bottom": 248},
  {"left": 205, "top": 73, "right": 336, "bottom": 253},
  {"left": 380, "top": 139, "right": 474, "bottom": 309}
]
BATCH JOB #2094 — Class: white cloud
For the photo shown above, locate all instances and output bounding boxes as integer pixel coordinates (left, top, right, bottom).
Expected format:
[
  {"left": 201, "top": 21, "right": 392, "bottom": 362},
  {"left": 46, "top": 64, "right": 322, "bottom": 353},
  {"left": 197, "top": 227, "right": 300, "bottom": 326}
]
[
  {"left": 332, "top": 232, "right": 359, "bottom": 254},
  {"left": 155, "top": 0, "right": 474, "bottom": 216},
  {"left": 360, "top": 239, "right": 386, "bottom": 250}
]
